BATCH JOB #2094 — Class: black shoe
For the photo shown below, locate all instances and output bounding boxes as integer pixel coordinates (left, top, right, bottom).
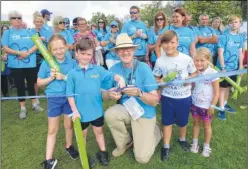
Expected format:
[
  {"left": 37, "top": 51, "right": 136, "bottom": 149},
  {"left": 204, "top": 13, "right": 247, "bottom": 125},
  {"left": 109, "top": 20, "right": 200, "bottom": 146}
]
[
  {"left": 161, "top": 148, "right": 170, "bottom": 161},
  {"left": 88, "top": 156, "right": 97, "bottom": 169},
  {"left": 178, "top": 140, "right": 191, "bottom": 152},
  {"left": 65, "top": 145, "right": 79, "bottom": 160},
  {"left": 96, "top": 151, "right": 109, "bottom": 166},
  {"left": 41, "top": 158, "right": 58, "bottom": 169}
]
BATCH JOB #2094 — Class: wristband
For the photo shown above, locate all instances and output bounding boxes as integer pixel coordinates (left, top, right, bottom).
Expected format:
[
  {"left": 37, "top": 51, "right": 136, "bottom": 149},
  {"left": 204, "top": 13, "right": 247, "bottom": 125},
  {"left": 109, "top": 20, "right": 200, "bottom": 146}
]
[
  {"left": 138, "top": 89, "right": 143, "bottom": 98},
  {"left": 15, "top": 50, "right": 20, "bottom": 55}
]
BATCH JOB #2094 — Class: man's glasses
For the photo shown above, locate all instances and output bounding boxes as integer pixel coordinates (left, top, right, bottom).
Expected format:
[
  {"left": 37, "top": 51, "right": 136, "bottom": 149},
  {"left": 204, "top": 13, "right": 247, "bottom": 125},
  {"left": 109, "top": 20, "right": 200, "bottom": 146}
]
[
  {"left": 156, "top": 18, "right": 165, "bottom": 21},
  {"left": 130, "top": 11, "right": 138, "bottom": 15},
  {"left": 11, "top": 17, "right": 22, "bottom": 20},
  {"left": 58, "top": 21, "right": 65, "bottom": 25},
  {"left": 118, "top": 47, "right": 133, "bottom": 54}
]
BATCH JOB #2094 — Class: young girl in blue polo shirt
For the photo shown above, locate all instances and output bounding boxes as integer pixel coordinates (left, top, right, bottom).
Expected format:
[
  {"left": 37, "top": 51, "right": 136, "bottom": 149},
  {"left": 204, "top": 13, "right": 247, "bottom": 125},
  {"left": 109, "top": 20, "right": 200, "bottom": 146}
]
[
  {"left": 153, "top": 30, "right": 198, "bottom": 161},
  {"left": 37, "top": 34, "right": 79, "bottom": 169},
  {"left": 66, "top": 38, "right": 125, "bottom": 167}
]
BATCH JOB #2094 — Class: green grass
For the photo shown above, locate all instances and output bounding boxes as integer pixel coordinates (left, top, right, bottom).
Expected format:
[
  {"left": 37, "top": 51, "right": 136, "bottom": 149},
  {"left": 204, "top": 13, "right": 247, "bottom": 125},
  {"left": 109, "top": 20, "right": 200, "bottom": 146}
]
[{"left": 1, "top": 76, "right": 247, "bottom": 169}]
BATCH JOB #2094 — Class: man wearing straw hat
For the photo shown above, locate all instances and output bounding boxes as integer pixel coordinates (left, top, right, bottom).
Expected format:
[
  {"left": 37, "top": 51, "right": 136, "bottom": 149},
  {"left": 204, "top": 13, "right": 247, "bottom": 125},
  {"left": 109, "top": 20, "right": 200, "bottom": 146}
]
[{"left": 102, "top": 33, "right": 162, "bottom": 163}]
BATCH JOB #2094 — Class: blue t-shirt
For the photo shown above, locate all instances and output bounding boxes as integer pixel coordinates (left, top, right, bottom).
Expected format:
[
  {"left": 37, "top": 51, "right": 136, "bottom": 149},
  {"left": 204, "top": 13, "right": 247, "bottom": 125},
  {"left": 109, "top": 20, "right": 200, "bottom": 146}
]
[
  {"left": 103, "top": 32, "right": 120, "bottom": 61},
  {"left": 66, "top": 64, "right": 115, "bottom": 122},
  {"left": 148, "top": 27, "right": 167, "bottom": 62},
  {"left": 1, "top": 28, "right": 37, "bottom": 68},
  {"left": 38, "top": 54, "right": 76, "bottom": 95},
  {"left": 58, "top": 30, "right": 75, "bottom": 58},
  {"left": 106, "top": 61, "right": 158, "bottom": 119},
  {"left": 216, "top": 32, "right": 244, "bottom": 70},
  {"left": 196, "top": 26, "right": 217, "bottom": 55},
  {"left": 93, "top": 28, "right": 108, "bottom": 42},
  {"left": 167, "top": 25, "right": 196, "bottom": 56},
  {"left": 121, "top": 20, "right": 148, "bottom": 56},
  {"left": 41, "top": 23, "right": 53, "bottom": 33}
]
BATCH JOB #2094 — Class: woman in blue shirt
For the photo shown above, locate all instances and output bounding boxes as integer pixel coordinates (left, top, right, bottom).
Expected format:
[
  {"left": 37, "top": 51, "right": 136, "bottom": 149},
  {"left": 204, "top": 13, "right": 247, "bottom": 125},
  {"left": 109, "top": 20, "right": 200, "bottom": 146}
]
[
  {"left": 93, "top": 18, "right": 109, "bottom": 42},
  {"left": 1, "top": 10, "right": 44, "bottom": 119}
]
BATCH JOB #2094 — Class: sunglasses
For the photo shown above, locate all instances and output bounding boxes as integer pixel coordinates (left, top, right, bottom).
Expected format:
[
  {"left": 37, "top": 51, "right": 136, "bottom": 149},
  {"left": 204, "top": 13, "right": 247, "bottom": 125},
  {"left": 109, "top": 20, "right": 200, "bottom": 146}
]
[
  {"left": 130, "top": 11, "right": 138, "bottom": 15},
  {"left": 156, "top": 18, "right": 165, "bottom": 21},
  {"left": 58, "top": 21, "right": 65, "bottom": 25},
  {"left": 111, "top": 25, "right": 117, "bottom": 28},
  {"left": 11, "top": 17, "right": 22, "bottom": 20}
]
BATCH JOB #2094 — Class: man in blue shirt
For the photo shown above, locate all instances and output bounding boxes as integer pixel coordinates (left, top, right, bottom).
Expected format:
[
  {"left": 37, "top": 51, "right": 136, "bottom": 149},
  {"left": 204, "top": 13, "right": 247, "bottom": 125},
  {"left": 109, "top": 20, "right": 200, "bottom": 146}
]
[
  {"left": 121, "top": 6, "right": 148, "bottom": 62},
  {"left": 102, "top": 33, "right": 162, "bottom": 164},
  {"left": 41, "top": 9, "right": 53, "bottom": 33}
]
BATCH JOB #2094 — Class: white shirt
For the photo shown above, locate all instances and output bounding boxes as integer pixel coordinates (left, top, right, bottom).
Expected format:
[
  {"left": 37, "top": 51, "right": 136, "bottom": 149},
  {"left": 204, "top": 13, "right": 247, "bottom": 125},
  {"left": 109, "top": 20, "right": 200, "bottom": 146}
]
[
  {"left": 192, "top": 66, "right": 219, "bottom": 109},
  {"left": 153, "top": 52, "right": 196, "bottom": 98}
]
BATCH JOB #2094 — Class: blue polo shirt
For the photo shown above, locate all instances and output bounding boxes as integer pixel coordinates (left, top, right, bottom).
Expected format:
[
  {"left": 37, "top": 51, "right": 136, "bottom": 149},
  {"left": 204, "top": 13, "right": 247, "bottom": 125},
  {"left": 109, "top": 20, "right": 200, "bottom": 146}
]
[
  {"left": 167, "top": 25, "right": 196, "bottom": 56},
  {"left": 121, "top": 20, "right": 148, "bottom": 56},
  {"left": 216, "top": 32, "right": 244, "bottom": 71},
  {"left": 1, "top": 28, "right": 37, "bottom": 68},
  {"left": 196, "top": 26, "right": 217, "bottom": 55},
  {"left": 148, "top": 27, "right": 167, "bottom": 62},
  {"left": 103, "top": 32, "right": 120, "bottom": 61},
  {"left": 66, "top": 64, "right": 115, "bottom": 122},
  {"left": 93, "top": 28, "right": 108, "bottom": 42},
  {"left": 106, "top": 61, "right": 158, "bottom": 119},
  {"left": 38, "top": 54, "right": 76, "bottom": 95}
]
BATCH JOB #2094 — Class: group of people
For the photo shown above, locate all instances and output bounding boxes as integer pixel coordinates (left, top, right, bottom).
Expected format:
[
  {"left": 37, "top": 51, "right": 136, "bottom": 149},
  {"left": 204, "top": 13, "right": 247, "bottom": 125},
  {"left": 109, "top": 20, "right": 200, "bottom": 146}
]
[{"left": 1, "top": 5, "right": 247, "bottom": 169}]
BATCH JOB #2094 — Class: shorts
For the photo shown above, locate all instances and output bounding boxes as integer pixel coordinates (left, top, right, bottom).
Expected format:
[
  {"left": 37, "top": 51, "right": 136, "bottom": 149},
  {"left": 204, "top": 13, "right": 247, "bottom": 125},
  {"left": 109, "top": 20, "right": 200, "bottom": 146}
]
[
  {"left": 161, "top": 95, "right": 192, "bottom": 127},
  {"left": 191, "top": 104, "right": 213, "bottom": 123},
  {"left": 47, "top": 97, "right": 72, "bottom": 117},
  {"left": 219, "top": 75, "right": 237, "bottom": 88},
  {"left": 81, "top": 116, "right": 104, "bottom": 130}
]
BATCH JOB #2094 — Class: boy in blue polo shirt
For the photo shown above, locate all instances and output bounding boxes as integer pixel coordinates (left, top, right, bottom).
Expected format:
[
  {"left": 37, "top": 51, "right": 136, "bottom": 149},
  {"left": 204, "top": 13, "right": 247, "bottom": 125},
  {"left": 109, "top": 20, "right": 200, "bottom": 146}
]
[
  {"left": 66, "top": 38, "right": 125, "bottom": 167},
  {"left": 38, "top": 34, "right": 79, "bottom": 169}
]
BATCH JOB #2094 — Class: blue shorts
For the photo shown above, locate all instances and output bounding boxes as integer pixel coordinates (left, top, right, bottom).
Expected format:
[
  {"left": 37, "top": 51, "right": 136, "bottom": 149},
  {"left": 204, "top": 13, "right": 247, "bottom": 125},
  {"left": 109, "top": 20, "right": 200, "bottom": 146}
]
[
  {"left": 161, "top": 95, "right": 192, "bottom": 127},
  {"left": 47, "top": 97, "right": 72, "bottom": 117}
]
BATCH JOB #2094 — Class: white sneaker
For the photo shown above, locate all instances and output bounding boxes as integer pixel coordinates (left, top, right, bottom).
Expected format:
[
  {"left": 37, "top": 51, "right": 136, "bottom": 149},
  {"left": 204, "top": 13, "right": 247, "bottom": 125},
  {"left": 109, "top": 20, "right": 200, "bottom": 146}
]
[
  {"left": 190, "top": 143, "right": 199, "bottom": 153},
  {"left": 202, "top": 147, "right": 212, "bottom": 157},
  {"left": 32, "top": 104, "right": 44, "bottom": 112},
  {"left": 19, "top": 109, "right": 27, "bottom": 119}
]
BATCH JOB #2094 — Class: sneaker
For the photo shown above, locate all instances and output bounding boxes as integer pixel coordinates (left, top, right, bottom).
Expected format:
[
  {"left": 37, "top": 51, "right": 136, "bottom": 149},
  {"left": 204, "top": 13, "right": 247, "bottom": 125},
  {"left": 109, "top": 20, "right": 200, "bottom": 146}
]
[
  {"left": 225, "top": 104, "right": 236, "bottom": 113},
  {"left": 96, "top": 151, "right": 109, "bottom": 166},
  {"left": 190, "top": 144, "right": 199, "bottom": 153},
  {"left": 112, "top": 139, "right": 133, "bottom": 157},
  {"left": 19, "top": 109, "right": 27, "bottom": 119},
  {"left": 161, "top": 148, "right": 170, "bottom": 161},
  {"left": 217, "top": 111, "right": 226, "bottom": 120},
  {"left": 178, "top": 140, "right": 191, "bottom": 152},
  {"left": 33, "top": 104, "right": 45, "bottom": 112},
  {"left": 202, "top": 147, "right": 212, "bottom": 157},
  {"left": 41, "top": 158, "right": 58, "bottom": 169},
  {"left": 88, "top": 156, "right": 97, "bottom": 168},
  {"left": 65, "top": 145, "right": 79, "bottom": 160}
]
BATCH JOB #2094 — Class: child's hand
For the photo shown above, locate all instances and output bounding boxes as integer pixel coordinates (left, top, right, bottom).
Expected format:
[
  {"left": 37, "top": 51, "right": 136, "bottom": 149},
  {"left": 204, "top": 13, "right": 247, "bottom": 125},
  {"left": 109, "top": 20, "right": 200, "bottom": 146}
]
[
  {"left": 72, "top": 111, "right": 81, "bottom": 122},
  {"left": 108, "top": 89, "right": 122, "bottom": 101},
  {"left": 1, "top": 53, "right": 7, "bottom": 61},
  {"left": 122, "top": 86, "right": 140, "bottom": 97},
  {"left": 207, "top": 107, "right": 214, "bottom": 115},
  {"left": 55, "top": 72, "right": 66, "bottom": 80}
]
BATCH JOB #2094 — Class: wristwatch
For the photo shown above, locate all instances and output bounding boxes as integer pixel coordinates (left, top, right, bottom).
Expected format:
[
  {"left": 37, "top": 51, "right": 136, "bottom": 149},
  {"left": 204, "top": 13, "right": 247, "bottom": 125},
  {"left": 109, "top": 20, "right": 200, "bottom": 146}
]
[{"left": 138, "top": 89, "right": 143, "bottom": 97}]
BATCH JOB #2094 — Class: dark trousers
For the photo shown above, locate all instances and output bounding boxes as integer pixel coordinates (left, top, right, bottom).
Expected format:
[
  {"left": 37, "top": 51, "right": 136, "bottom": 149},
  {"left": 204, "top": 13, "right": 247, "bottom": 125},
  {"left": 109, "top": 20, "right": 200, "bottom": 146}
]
[
  {"left": 1, "top": 75, "right": 9, "bottom": 96},
  {"left": 11, "top": 68, "right": 37, "bottom": 102}
]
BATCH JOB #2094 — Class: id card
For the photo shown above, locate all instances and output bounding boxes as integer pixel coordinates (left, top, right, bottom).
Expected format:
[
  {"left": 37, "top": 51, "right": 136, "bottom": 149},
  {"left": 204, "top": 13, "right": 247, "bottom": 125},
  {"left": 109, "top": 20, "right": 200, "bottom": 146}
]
[{"left": 123, "top": 96, "right": 144, "bottom": 120}]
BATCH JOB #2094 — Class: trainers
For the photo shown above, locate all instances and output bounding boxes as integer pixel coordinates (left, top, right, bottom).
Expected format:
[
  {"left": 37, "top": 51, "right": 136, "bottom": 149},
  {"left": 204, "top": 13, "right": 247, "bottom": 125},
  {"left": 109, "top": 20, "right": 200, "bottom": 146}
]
[
  {"left": 217, "top": 111, "right": 226, "bottom": 120},
  {"left": 178, "top": 140, "right": 191, "bottom": 152},
  {"left": 19, "top": 109, "right": 27, "bottom": 119},
  {"left": 112, "top": 140, "right": 133, "bottom": 157},
  {"left": 88, "top": 156, "right": 97, "bottom": 169},
  {"left": 65, "top": 145, "right": 79, "bottom": 160},
  {"left": 190, "top": 144, "right": 199, "bottom": 153},
  {"left": 202, "top": 147, "right": 212, "bottom": 157},
  {"left": 161, "top": 148, "right": 170, "bottom": 161},
  {"left": 225, "top": 104, "right": 236, "bottom": 113},
  {"left": 33, "top": 104, "right": 44, "bottom": 112},
  {"left": 41, "top": 158, "right": 58, "bottom": 169},
  {"left": 96, "top": 151, "right": 109, "bottom": 166}
]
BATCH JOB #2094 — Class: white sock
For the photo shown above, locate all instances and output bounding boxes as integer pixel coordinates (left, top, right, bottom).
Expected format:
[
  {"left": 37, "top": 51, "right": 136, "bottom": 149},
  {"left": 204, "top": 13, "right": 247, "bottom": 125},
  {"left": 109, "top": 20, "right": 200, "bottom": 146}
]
[
  {"left": 224, "top": 101, "right": 227, "bottom": 106},
  {"left": 32, "top": 102, "right": 38, "bottom": 108},
  {"left": 21, "top": 106, "right": 26, "bottom": 110},
  {"left": 193, "top": 138, "right": 198, "bottom": 145},
  {"left": 220, "top": 106, "right": 225, "bottom": 111},
  {"left": 204, "top": 143, "right": 210, "bottom": 149},
  {"left": 179, "top": 137, "right": 186, "bottom": 141},
  {"left": 36, "top": 98, "right": 40, "bottom": 104}
]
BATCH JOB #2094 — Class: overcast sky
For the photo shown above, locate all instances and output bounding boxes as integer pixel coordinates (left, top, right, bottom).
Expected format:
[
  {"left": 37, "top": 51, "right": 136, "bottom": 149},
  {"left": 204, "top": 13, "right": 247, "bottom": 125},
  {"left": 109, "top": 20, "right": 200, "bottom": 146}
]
[{"left": 1, "top": 1, "right": 168, "bottom": 28}]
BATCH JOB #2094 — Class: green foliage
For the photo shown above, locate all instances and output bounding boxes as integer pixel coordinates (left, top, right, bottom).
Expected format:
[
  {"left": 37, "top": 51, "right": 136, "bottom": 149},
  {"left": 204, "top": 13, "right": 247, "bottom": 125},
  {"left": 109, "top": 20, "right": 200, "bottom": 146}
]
[
  {"left": 89, "top": 12, "right": 119, "bottom": 26},
  {"left": 1, "top": 20, "right": 11, "bottom": 26}
]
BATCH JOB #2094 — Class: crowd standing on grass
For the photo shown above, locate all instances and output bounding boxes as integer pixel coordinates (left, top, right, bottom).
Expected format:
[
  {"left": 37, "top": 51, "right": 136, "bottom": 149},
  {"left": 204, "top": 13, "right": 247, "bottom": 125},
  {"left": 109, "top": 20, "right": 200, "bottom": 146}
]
[{"left": 0, "top": 5, "right": 247, "bottom": 169}]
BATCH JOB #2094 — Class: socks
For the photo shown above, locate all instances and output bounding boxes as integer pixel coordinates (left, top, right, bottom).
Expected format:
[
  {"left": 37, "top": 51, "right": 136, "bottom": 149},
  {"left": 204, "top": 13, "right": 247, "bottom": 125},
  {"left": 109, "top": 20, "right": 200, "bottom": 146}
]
[
  {"left": 224, "top": 101, "right": 227, "bottom": 106},
  {"left": 179, "top": 137, "right": 186, "bottom": 142},
  {"left": 36, "top": 99, "right": 40, "bottom": 105},
  {"left": 193, "top": 138, "right": 198, "bottom": 145},
  {"left": 204, "top": 143, "right": 210, "bottom": 149},
  {"left": 163, "top": 144, "right": 170, "bottom": 149},
  {"left": 21, "top": 106, "right": 26, "bottom": 110}
]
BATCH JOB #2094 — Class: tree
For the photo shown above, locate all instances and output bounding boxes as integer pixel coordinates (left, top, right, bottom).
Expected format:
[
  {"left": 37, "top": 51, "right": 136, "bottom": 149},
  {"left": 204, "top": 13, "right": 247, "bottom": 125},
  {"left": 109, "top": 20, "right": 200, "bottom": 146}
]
[{"left": 1, "top": 21, "right": 10, "bottom": 26}]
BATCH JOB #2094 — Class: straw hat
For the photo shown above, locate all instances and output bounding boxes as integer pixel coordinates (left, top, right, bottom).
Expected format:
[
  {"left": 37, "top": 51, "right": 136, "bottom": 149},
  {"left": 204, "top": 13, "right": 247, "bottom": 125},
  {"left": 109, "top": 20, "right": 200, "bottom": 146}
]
[{"left": 112, "top": 33, "right": 139, "bottom": 50}]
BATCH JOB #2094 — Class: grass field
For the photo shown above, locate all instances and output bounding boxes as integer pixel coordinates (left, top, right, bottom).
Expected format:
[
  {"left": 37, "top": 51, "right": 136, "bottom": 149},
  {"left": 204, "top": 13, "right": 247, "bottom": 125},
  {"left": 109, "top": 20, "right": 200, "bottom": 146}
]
[{"left": 1, "top": 75, "right": 247, "bottom": 169}]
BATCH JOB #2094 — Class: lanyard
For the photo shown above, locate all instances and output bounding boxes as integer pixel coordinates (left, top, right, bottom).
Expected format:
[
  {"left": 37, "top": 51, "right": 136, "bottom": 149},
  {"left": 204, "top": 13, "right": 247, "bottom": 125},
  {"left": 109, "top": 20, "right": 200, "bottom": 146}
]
[{"left": 121, "top": 60, "right": 136, "bottom": 85}]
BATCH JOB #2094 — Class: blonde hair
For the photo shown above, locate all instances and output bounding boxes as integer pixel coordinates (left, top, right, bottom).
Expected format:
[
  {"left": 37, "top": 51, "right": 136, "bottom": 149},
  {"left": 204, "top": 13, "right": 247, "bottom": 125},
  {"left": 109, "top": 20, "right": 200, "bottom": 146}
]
[
  {"left": 195, "top": 47, "right": 213, "bottom": 64},
  {"left": 211, "top": 17, "right": 225, "bottom": 32},
  {"left": 52, "top": 16, "right": 64, "bottom": 28},
  {"left": 8, "top": 10, "right": 22, "bottom": 21},
  {"left": 47, "top": 34, "right": 67, "bottom": 52},
  {"left": 228, "top": 15, "right": 242, "bottom": 33},
  {"left": 33, "top": 11, "right": 44, "bottom": 23}
]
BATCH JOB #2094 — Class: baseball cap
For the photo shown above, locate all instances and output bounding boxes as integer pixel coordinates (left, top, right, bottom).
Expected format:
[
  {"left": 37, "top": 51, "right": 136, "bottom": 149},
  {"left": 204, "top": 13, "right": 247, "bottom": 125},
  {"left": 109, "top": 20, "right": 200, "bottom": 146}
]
[
  {"left": 40, "top": 9, "right": 52, "bottom": 16},
  {"left": 73, "top": 17, "right": 78, "bottom": 25},
  {"left": 64, "top": 18, "right": 70, "bottom": 26},
  {"left": 110, "top": 21, "right": 118, "bottom": 27}
]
